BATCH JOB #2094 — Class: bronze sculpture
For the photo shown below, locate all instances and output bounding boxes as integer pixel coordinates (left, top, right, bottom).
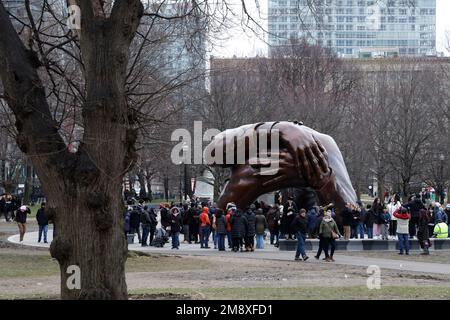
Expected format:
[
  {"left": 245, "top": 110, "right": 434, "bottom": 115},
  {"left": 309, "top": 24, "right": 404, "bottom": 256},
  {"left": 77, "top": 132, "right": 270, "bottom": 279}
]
[{"left": 204, "top": 121, "right": 357, "bottom": 217}]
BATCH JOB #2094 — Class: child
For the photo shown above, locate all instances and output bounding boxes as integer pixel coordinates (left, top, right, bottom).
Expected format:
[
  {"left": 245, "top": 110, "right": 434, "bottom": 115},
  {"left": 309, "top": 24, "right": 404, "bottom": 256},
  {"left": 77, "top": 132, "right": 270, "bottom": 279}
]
[{"left": 380, "top": 207, "right": 391, "bottom": 240}]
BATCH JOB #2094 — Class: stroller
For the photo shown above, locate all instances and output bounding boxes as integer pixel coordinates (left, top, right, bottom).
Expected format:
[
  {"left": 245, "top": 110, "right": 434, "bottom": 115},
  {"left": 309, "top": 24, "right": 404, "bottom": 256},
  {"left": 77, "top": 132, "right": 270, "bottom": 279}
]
[{"left": 151, "top": 228, "right": 169, "bottom": 248}]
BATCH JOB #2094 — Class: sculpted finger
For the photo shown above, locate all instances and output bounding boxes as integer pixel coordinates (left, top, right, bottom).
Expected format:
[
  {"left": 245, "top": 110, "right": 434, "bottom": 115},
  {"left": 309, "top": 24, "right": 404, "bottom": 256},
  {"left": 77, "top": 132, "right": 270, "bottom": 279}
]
[
  {"left": 262, "top": 175, "right": 287, "bottom": 187},
  {"left": 298, "top": 149, "right": 311, "bottom": 181},
  {"left": 306, "top": 147, "right": 323, "bottom": 179},
  {"left": 311, "top": 143, "right": 329, "bottom": 174}
]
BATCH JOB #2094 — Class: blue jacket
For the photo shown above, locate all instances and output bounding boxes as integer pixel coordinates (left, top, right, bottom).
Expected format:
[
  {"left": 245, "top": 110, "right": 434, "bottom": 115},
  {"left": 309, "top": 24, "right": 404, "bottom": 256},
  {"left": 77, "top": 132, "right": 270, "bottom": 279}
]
[{"left": 307, "top": 208, "right": 318, "bottom": 231}]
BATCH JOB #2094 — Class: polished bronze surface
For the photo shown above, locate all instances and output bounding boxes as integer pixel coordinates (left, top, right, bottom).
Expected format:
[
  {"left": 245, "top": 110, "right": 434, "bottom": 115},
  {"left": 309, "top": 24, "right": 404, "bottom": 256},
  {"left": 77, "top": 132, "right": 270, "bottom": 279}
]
[{"left": 204, "top": 121, "right": 357, "bottom": 211}]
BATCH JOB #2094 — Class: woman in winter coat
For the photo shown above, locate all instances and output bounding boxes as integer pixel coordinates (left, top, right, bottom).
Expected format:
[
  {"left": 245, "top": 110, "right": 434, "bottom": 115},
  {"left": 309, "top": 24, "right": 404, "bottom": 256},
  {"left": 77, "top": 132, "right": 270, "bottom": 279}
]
[
  {"left": 393, "top": 207, "right": 411, "bottom": 255},
  {"left": 215, "top": 209, "right": 227, "bottom": 251},
  {"left": 230, "top": 209, "right": 248, "bottom": 252},
  {"left": 417, "top": 209, "right": 431, "bottom": 255},
  {"left": 255, "top": 209, "right": 268, "bottom": 249},
  {"left": 244, "top": 206, "right": 256, "bottom": 251},
  {"left": 387, "top": 194, "right": 401, "bottom": 237},
  {"left": 319, "top": 210, "right": 342, "bottom": 262},
  {"left": 372, "top": 198, "right": 384, "bottom": 238}
]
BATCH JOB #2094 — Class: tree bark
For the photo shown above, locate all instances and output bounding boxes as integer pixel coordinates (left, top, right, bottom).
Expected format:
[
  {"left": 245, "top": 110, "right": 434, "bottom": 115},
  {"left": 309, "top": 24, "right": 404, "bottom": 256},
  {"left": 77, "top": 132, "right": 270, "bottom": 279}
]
[
  {"left": 23, "top": 161, "right": 32, "bottom": 205},
  {"left": 0, "top": 0, "right": 144, "bottom": 299}
]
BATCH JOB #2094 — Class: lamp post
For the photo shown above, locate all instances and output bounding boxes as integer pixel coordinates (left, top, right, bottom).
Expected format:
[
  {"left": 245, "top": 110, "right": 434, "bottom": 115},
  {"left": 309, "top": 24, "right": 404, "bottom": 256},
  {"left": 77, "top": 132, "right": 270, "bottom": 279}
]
[
  {"left": 182, "top": 143, "right": 189, "bottom": 202},
  {"left": 439, "top": 154, "right": 445, "bottom": 203}
]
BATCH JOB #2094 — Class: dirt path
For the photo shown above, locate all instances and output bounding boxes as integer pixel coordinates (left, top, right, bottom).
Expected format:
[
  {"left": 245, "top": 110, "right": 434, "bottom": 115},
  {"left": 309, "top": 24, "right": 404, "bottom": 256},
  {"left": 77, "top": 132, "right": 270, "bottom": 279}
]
[{"left": 1, "top": 253, "right": 450, "bottom": 298}]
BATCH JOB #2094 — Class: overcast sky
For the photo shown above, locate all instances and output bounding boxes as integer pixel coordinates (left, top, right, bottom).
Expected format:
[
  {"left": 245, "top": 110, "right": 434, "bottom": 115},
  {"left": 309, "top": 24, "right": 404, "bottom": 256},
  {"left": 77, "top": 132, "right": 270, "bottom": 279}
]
[{"left": 213, "top": 0, "right": 450, "bottom": 57}]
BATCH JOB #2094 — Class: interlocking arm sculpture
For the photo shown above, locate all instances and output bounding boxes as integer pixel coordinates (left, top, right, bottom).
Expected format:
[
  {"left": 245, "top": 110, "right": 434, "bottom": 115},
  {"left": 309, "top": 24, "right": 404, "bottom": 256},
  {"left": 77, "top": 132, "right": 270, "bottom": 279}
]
[{"left": 204, "top": 121, "right": 357, "bottom": 211}]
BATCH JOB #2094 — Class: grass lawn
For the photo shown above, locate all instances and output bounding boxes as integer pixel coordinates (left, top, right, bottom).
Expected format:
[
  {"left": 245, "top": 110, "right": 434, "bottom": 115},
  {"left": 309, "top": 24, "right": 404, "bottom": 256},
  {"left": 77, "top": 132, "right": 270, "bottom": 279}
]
[
  {"left": 129, "top": 286, "right": 450, "bottom": 300},
  {"left": 0, "top": 251, "right": 209, "bottom": 279},
  {"left": 341, "top": 251, "right": 450, "bottom": 265}
]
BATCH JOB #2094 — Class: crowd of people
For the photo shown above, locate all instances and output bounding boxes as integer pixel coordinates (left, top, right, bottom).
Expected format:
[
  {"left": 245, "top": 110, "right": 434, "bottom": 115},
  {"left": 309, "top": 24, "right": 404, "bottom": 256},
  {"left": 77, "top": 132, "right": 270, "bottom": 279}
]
[{"left": 123, "top": 192, "right": 450, "bottom": 260}]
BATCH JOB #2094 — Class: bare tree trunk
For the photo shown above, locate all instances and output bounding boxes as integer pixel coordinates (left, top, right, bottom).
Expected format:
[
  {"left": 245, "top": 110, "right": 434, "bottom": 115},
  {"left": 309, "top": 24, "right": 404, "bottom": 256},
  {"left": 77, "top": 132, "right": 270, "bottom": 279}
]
[
  {"left": 0, "top": 1, "right": 143, "bottom": 300},
  {"left": 23, "top": 161, "right": 32, "bottom": 205}
]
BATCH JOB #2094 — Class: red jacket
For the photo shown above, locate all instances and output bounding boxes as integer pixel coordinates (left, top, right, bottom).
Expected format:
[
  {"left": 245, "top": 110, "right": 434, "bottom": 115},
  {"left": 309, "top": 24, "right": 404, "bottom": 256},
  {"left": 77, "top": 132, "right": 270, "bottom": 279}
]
[
  {"left": 199, "top": 207, "right": 211, "bottom": 227},
  {"left": 225, "top": 211, "right": 232, "bottom": 232},
  {"left": 393, "top": 209, "right": 411, "bottom": 220}
]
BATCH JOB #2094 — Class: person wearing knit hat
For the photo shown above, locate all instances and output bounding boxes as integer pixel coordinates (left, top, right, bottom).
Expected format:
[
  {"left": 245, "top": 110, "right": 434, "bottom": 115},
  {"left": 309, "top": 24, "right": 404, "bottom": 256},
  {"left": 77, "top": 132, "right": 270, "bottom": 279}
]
[{"left": 319, "top": 210, "right": 341, "bottom": 262}]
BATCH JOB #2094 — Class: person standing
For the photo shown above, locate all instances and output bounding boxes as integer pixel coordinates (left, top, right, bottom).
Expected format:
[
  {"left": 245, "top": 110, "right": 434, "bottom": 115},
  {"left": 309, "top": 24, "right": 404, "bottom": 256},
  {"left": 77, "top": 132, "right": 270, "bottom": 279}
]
[
  {"left": 319, "top": 210, "right": 342, "bottom": 262},
  {"left": 225, "top": 205, "right": 234, "bottom": 248},
  {"left": 140, "top": 206, "right": 152, "bottom": 247},
  {"left": 283, "top": 197, "right": 297, "bottom": 239},
  {"left": 255, "top": 208, "right": 268, "bottom": 249},
  {"left": 129, "top": 202, "right": 142, "bottom": 244},
  {"left": 394, "top": 207, "right": 411, "bottom": 255},
  {"left": 169, "top": 207, "right": 182, "bottom": 249},
  {"left": 356, "top": 201, "right": 366, "bottom": 239},
  {"left": 372, "top": 198, "right": 384, "bottom": 239},
  {"left": 341, "top": 203, "right": 352, "bottom": 240},
  {"left": 444, "top": 204, "right": 450, "bottom": 237},
  {"left": 199, "top": 207, "right": 211, "bottom": 248},
  {"left": 314, "top": 208, "right": 325, "bottom": 260},
  {"left": 306, "top": 206, "right": 319, "bottom": 239},
  {"left": 181, "top": 203, "right": 190, "bottom": 243},
  {"left": 267, "top": 204, "right": 280, "bottom": 246},
  {"left": 365, "top": 204, "right": 377, "bottom": 239},
  {"left": 230, "top": 209, "right": 247, "bottom": 252},
  {"left": 148, "top": 207, "right": 158, "bottom": 245},
  {"left": 405, "top": 194, "right": 425, "bottom": 239},
  {"left": 16, "top": 205, "right": 31, "bottom": 242},
  {"left": 433, "top": 219, "right": 449, "bottom": 239},
  {"left": 291, "top": 209, "right": 309, "bottom": 261},
  {"left": 160, "top": 203, "right": 170, "bottom": 233},
  {"left": 417, "top": 209, "right": 431, "bottom": 255},
  {"left": 387, "top": 194, "right": 401, "bottom": 238},
  {"left": 189, "top": 203, "right": 200, "bottom": 244},
  {"left": 379, "top": 206, "right": 390, "bottom": 240},
  {"left": 244, "top": 205, "right": 256, "bottom": 252},
  {"left": 215, "top": 209, "right": 227, "bottom": 251},
  {"left": 36, "top": 202, "right": 48, "bottom": 243}
]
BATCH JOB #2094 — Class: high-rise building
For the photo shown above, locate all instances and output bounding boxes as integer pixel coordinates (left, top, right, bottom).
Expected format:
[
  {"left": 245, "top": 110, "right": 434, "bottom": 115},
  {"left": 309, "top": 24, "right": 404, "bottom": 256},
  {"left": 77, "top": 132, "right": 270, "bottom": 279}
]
[{"left": 267, "top": 0, "right": 436, "bottom": 57}]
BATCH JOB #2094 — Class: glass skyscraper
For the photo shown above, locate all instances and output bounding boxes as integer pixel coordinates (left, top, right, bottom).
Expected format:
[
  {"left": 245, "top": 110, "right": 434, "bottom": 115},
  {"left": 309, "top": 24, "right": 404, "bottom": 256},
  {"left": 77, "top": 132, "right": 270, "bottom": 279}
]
[{"left": 268, "top": 0, "right": 436, "bottom": 57}]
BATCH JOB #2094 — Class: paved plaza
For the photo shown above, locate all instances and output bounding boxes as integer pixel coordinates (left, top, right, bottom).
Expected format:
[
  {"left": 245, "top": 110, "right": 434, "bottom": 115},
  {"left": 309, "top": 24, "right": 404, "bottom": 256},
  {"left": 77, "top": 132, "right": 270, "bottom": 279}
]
[{"left": 8, "top": 230, "right": 450, "bottom": 276}]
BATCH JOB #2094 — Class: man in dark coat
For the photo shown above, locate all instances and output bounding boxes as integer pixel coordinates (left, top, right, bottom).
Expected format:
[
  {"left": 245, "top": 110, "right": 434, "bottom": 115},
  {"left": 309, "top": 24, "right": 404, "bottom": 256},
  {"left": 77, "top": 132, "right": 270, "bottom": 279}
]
[
  {"left": 291, "top": 209, "right": 309, "bottom": 261},
  {"left": 244, "top": 205, "right": 256, "bottom": 251},
  {"left": 160, "top": 204, "right": 170, "bottom": 232},
  {"left": 267, "top": 205, "right": 280, "bottom": 246},
  {"left": 129, "top": 203, "right": 142, "bottom": 243},
  {"left": 230, "top": 209, "right": 248, "bottom": 252},
  {"left": 36, "top": 202, "right": 49, "bottom": 243},
  {"left": 215, "top": 209, "right": 227, "bottom": 251},
  {"left": 405, "top": 194, "right": 425, "bottom": 238}
]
